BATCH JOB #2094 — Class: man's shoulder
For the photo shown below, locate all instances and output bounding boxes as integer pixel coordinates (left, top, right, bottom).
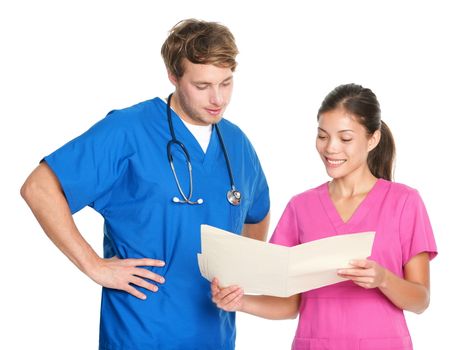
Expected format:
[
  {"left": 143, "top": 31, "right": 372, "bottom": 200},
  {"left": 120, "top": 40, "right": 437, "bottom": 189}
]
[
  {"left": 109, "top": 97, "right": 163, "bottom": 119},
  {"left": 100, "top": 97, "right": 164, "bottom": 130}
]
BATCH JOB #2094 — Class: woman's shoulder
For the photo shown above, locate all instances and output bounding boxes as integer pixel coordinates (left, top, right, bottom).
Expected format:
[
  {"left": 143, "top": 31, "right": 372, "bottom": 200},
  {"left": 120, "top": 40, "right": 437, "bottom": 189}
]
[
  {"left": 288, "top": 182, "right": 329, "bottom": 205},
  {"left": 378, "top": 179, "right": 426, "bottom": 209},
  {"left": 381, "top": 179, "right": 420, "bottom": 197}
]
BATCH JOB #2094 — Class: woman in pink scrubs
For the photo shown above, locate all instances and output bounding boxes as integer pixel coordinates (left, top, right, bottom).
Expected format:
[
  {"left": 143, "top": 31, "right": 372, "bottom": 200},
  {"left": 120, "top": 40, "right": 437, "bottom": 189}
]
[{"left": 211, "top": 83, "right": 437, "bottom": 350}]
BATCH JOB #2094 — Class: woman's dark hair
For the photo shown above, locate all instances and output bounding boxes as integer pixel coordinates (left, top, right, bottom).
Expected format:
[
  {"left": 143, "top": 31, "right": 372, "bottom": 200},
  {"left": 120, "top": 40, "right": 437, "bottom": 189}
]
[{"left": 317, "top": 83, "right": 395, "bottom": 181}]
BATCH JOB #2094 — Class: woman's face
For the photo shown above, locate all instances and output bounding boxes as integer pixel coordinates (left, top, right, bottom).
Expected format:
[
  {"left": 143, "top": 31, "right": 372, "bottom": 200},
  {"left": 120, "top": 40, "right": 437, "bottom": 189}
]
[{"left": 316, "top": 107, "right": 380, "bottom": 180}]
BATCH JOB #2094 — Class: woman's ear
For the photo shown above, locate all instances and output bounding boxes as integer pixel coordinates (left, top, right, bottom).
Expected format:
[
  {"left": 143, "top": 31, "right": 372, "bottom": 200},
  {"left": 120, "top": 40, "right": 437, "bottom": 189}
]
[{"left": 368, "top": 129, "right": 381, "bottom": 152}]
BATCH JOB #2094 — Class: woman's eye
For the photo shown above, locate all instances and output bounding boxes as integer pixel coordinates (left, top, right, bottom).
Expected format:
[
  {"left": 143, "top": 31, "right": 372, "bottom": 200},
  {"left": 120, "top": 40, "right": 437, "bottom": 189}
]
[
  {"left": 342, "top": 139, "right": 352, "bottom": 142},
  {"left": 317, "top": 135, "right": 327, "bottom": 140}
]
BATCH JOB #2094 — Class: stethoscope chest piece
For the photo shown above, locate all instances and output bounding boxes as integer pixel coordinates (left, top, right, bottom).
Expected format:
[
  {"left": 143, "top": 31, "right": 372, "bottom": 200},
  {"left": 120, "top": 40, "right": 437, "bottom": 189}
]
[{"left": 227, "top": 188, "right": 241, "bottom": 206}]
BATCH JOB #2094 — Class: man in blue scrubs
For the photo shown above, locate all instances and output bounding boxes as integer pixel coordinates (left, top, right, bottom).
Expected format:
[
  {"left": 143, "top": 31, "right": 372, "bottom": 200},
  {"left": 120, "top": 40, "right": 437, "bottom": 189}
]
[{"left": 21, "top": 19, "right": 270, "bottom": 349}]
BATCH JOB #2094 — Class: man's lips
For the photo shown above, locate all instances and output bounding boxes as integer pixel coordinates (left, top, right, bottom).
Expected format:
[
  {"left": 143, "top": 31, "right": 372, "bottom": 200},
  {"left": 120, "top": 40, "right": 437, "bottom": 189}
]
[{"left": 205, "top": 107, "right": 222, "bottom": 115}]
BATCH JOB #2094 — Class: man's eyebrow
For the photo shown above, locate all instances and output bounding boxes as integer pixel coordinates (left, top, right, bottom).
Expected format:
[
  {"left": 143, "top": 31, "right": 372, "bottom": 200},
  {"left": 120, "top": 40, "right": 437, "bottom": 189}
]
[
  {"left": 193, "top": 76, "right": 233, "bottom": 85},
  {"left": 221, "top": 76, "right": 233, "bottom": 83}
]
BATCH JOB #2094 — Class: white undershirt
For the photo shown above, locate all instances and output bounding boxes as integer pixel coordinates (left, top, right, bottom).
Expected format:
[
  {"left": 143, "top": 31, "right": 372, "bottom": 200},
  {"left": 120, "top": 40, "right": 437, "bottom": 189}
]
[
  {"left": 179, "top": 117, "right": 213, "bottom": 153},
  {"left": 164, "top": 97, "right": 213, "bottom": 153}
]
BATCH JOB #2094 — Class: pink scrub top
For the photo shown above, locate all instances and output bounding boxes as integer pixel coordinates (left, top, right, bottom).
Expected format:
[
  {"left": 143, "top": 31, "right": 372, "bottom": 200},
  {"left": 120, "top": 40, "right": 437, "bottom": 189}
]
[{"left": 270, "top": 179, "right": 437, "bottom": 350}]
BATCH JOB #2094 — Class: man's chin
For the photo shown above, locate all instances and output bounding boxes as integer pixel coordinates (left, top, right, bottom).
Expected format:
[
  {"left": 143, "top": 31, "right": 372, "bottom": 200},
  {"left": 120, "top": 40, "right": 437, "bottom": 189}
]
[{"left": 200, "top": 114, "right": 223, "bottom": 125}]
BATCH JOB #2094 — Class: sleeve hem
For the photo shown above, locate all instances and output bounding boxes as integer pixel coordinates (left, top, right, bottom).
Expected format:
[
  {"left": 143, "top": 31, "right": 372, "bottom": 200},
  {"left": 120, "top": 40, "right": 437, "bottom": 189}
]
[
  {"left": 42, "top": 157, "right": 82, "bottom": 214},
  {"left": 403, "top": 249, "right": 438, "bottom": 266},
  {"left": 244, "top": 188, "right": 270, "bottom": 224}
]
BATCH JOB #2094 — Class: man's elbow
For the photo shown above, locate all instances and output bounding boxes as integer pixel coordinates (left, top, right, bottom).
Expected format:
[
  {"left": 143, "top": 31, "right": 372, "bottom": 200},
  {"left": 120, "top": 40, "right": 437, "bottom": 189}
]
[
  {"left": 21, "top": 163, "right": 59, "bottom": 204},
  {"left": 20, "top": 176, "right": 36, "bottom": 203},
  {"left": 20, "top": 166, "right": 51, "bottom": 206}
]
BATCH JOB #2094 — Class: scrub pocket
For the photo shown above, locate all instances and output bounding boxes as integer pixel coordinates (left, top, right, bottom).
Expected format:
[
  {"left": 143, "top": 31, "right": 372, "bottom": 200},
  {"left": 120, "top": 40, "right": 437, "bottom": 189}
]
[
  {"left": 359, "top": 336, "right": 412, "bottom": 349},
  {"left": 292, "top": 336, "right": 412, "bottom": 350},
  {"left": 292, "top": 337, "right": 329, "bottom": 350}
]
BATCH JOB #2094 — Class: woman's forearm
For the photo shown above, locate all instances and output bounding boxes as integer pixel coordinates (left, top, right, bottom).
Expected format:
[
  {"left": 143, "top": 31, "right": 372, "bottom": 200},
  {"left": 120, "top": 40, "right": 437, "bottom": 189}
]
[
  {"left": 240, "top": 294, "right": 300, "bottom": 320},
  {"left": 338, "top": 254, "right": 431, "bottom": 314},
  {"left": 379, "top": 269, "right": 430, "bottom": 314}
]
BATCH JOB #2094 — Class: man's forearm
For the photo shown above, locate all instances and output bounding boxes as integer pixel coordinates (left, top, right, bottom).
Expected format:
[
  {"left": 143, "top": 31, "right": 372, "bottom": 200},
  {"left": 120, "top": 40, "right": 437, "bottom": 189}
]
[{"left": 241, "top": 211, "right": 270, "bottom": 241}]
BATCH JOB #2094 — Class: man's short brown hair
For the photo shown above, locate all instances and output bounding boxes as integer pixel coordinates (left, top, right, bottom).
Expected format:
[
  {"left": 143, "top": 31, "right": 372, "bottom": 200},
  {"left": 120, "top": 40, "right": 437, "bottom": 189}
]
[{"left": 161, "top": 19, "right": 239, "bottom": 78}]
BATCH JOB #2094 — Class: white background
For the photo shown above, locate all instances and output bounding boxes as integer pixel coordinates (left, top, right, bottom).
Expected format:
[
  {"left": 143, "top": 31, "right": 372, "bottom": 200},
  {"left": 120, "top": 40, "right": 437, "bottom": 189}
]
[{"left": 1, "top": 0, "right": 465, "bottom": 349}]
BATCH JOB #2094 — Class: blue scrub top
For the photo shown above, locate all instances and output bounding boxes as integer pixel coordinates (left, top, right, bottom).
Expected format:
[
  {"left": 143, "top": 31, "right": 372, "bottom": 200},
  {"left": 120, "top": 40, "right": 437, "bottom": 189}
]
[{"left": 44, "top": 97, "right": 270, "bottom": 350}]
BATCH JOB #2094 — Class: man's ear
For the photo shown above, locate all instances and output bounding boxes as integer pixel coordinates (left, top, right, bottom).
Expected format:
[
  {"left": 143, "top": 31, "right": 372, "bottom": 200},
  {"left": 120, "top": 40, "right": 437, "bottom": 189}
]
[
  {"left": 368, "top": 129, "right": 381, "bottom": 152},
  {"left": 168, "top": 71, "right": 178, "bottom": 86}
]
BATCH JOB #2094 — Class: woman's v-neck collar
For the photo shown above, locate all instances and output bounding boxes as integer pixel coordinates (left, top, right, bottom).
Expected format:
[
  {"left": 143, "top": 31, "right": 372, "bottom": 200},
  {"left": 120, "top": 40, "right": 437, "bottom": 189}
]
[{"left": 318, "top": 178, "right": 387, "bottom": 231}]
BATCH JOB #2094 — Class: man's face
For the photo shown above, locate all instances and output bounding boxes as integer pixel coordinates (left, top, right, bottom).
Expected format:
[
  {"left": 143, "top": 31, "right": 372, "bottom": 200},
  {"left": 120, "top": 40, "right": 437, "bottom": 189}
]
[{"left": 169, "top": 59, "right": 234, "bottom": 126}]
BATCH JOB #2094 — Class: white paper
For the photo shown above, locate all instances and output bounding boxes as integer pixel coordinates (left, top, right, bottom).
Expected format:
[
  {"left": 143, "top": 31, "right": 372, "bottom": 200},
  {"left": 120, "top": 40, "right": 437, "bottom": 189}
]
[{"left": 198, "top": 225, "right": 375, "bottom": 297}]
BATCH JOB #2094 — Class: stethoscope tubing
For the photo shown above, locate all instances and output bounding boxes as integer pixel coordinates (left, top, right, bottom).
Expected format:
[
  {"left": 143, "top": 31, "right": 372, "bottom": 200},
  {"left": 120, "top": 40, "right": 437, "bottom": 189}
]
[{"left": 166, "top": 93, "right": 240, "bottom": 205}]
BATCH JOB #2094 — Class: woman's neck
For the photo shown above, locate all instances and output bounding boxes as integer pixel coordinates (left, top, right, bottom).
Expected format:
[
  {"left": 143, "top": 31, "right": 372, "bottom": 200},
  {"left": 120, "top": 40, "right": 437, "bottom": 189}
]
[{"left": 329, "top": 168, "right": 378, "bottom": 198}]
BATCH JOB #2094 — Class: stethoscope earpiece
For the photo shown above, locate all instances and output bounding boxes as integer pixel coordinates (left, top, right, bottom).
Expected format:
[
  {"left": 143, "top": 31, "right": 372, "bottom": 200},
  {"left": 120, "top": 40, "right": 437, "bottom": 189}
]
[{"left": 166, "top": 93, "right": 240, "bottom": 206}]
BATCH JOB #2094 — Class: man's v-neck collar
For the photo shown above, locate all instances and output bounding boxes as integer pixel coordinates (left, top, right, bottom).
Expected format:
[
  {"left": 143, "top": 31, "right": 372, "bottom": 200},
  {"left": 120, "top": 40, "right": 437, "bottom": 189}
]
[{"left": 160, "top": 97, "right": 220, "bottom": 166}]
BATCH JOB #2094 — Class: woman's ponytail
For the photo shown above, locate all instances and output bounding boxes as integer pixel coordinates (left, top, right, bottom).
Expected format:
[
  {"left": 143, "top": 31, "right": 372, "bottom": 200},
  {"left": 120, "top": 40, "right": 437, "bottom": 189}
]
[{"left": 367, "top": 121, "right": 395, "bottom": 181}]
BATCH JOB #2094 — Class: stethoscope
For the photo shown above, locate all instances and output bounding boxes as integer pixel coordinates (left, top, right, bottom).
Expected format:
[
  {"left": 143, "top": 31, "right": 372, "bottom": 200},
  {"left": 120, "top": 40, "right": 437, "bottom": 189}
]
[{"left": 166, "top": 93, "right": 241, "bottom": 206}]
